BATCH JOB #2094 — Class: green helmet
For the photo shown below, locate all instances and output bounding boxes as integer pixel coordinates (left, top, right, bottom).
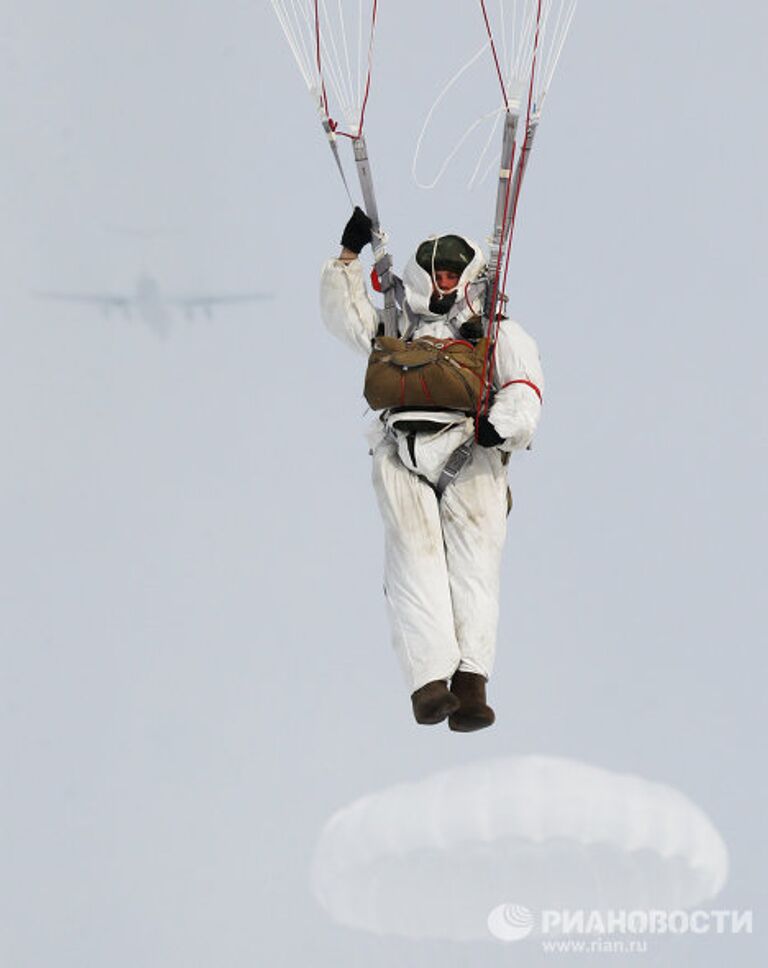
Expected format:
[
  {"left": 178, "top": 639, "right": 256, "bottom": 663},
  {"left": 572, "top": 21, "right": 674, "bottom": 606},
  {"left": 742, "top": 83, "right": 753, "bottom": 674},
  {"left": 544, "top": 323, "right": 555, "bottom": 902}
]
[{"left": 416, "top": 235, "right": 476, "bottom": 277}]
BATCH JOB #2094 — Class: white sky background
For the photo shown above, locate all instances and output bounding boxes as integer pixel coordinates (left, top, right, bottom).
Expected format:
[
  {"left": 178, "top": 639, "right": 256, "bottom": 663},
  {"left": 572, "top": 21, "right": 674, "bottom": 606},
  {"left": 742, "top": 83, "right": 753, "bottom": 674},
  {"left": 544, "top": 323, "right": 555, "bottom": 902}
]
[{"left": 0, "top": 1, "right": 766, "bottom": 965}]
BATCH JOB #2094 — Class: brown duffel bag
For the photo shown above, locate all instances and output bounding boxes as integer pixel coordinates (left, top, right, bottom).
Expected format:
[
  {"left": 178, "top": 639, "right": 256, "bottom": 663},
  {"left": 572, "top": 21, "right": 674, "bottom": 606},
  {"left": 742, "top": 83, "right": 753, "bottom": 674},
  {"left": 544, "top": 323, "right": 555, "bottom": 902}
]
[{"left": 364, "top": 335, "right": 491, "bottom": 412}]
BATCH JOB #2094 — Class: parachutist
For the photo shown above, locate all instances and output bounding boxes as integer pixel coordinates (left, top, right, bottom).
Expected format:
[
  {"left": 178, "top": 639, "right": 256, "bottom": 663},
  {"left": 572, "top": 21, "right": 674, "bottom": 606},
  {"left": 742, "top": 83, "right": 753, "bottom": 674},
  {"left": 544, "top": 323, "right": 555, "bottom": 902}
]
[{"left": 321, "top": 221, "right": 544, "bottom": 731}]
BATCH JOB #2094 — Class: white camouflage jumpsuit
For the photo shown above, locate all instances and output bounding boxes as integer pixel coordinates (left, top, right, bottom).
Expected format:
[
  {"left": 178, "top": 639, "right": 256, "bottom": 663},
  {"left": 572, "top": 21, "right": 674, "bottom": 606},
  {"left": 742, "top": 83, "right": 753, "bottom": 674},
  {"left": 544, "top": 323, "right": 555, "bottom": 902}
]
[{"left": 320, "top": 237, "right": 544, "bottom": 694}]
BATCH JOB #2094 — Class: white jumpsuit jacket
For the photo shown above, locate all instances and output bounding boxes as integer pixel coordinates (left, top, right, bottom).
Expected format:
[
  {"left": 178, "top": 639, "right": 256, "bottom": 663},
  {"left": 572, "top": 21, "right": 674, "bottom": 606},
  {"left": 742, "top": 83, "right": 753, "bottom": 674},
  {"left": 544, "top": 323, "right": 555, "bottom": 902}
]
[{"left": 320, "top": 240, "right": 544, "bottom": 693}]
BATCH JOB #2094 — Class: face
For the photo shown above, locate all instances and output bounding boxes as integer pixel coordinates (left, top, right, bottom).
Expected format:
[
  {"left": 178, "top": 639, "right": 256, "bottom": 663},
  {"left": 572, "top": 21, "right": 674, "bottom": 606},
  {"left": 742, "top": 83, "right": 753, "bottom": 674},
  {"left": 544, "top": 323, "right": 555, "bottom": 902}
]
[{"left": 433, "top": 269, "right": 461, "bottom": 294}]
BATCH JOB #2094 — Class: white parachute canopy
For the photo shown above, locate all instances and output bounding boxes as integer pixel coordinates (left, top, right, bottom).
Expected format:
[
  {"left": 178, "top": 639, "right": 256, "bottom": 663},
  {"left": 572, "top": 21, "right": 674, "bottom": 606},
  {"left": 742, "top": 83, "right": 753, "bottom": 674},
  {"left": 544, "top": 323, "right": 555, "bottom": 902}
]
[
  {"left": 311, "top": 756, "right": 729, "bottom": 942},
  {"left": 270, "top": 0, "right": 378, "bottom": 137},
  {"left": 414, "top": 0, "right": 578, "bottom": 189}
]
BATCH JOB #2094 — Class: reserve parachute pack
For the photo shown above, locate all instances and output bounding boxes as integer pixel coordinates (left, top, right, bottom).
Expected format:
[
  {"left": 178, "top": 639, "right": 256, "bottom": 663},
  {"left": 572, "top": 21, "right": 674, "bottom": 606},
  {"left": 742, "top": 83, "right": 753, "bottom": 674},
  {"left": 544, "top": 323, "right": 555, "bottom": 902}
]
[{"left": 364, "top": 333, "right": 491, "bottom": 412}]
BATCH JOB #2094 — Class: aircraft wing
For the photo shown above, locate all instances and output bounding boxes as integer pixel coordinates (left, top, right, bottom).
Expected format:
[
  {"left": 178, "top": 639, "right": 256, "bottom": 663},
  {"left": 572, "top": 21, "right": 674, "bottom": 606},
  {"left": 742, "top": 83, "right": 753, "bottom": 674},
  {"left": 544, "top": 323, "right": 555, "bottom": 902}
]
[
  {"left": 33, "top": 290, "right": 132, "bottom": 309},
  {"left": 169, "top": 292, "right": 273, "bottom": 310}
]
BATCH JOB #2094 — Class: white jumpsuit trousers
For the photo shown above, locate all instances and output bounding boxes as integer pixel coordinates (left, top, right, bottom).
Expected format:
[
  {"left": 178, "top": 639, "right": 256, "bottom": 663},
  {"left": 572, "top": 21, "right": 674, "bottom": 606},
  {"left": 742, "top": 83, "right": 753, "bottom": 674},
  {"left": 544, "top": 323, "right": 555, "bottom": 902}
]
[{"left": 373, "top": 431, "right": 510, "bottom": 693}]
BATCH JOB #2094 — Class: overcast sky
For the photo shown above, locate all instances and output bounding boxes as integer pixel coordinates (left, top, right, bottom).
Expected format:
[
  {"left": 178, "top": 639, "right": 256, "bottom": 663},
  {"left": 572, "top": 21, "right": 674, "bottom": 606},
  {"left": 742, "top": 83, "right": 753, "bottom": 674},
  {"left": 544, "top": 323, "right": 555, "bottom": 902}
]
[{"left": 1, "top": 2, "right": 766, "bottom": 966}]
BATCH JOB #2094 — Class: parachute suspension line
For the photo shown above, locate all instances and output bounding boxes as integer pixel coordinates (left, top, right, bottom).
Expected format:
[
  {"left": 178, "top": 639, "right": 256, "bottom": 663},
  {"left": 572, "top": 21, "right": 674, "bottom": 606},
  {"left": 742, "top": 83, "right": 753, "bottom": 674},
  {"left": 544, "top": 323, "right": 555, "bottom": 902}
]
[
  {"left": 356, "top": 0, "right": 363, "bottom": 110},
  {"left": 502, "top": 0, "right": 543, "bottom": 277},
  {"left": 313, "top": 0, "right": 377, "bottom": 140},
  {"left": 306, "top": 0, "right": 352, "bottom": 204},
  {"left": 311, "top": 0, "right": 394, "bottom": 333},
  {"left": 411, "top": 43, "right": 493, "bottom": 191},
  {"left": 537, "top": 0, "right": 577, "bottom": 111},
  {"left": 337, "top": 0, "right": 355, "bottom": 111},
  {"left": 309, "top": 0, "right": 370, "bottom": 206},
  {"left": 319, "top": 0, "right": 357, "bottom": 123},
  {"left": 477, "top": 0, "right": 543, "bottom": 421},
  {"left": 339, "top": 0, "right": 395, "bottom": 335},
  {"left": 272, "top": 2, "right": 314, "bottom": 88},
  {"left": 479, "top": 0, "right": 510, "bottom": 105},
  {"left": 271, "top": 0, "right": 383, "bottom": 210},
  {"left": 468, "top": 105, "right": 505, "bottom": 189},
  {"left": 355, "top": 0, "right": 377, "bottom": 140},
  {"left": 313, "top": 0, "right": 331, "bottom": 117},
  {"left": 498, "top": 0, "right": 510, "bottom": 80}
]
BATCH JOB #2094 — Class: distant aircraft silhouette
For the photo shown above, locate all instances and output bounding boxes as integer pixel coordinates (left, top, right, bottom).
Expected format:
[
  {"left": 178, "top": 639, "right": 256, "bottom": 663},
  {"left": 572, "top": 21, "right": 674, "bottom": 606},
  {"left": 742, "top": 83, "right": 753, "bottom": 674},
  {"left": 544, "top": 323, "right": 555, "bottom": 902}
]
[{"left": 35, "top": 273, "right": 272, "bottom": 337}]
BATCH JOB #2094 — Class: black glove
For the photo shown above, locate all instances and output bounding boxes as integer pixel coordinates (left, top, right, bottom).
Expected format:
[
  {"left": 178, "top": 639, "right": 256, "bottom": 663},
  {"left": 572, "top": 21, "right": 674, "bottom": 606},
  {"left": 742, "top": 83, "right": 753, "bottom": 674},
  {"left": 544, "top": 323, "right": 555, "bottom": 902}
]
[
  {"left": 476, "top": 413, "right": 505, "bottom": 448},
  {"left": 340, "top": 206, "right": 373, "bottom": 254}
]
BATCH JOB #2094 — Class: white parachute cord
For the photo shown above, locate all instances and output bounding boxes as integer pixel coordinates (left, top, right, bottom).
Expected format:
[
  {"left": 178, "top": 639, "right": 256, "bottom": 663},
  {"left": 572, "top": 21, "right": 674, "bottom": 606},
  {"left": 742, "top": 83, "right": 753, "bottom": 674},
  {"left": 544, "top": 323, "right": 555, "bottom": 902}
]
[
  {"left": 297, "top": 2, "right": 321, "bottom": 74},
  {"left": 498, "top": 0, "right": 578, "bottom": 110},
  {"left": 318, "top": 0, "right": 356, "bottom": 126},
  {"left": 526, "top": 1, "right": 553, "bottom": 96},
  {"left": 498, "top": 0, "right": 509, "bottom": 77},
  {"left": 270, "top": 0, "right": 369, "bottom": 206},
  {"left": 537, "top": 0, "right": 578, "bottom": 111},
  {"left": 360, "top": 0, "right": 377, "bottom": 138},
  {"left": 318, "top": 0, "right": 348, "bottom": 106},
  {"left": 427, "top": 237, "right": 459, "bottom": 297},
  {"left": 313, "top": 2, "right": 348, "bottom": 116},
  {"left": 414, "top": 112, "right": 501, "bottom": 191},
  {"left": 291, "top": 0, "right": 351, "bottom": 124},
  {"left": 467, "top": 107, "right": 505, "bottom": 189},
  {"left": 429, "top": 237, "right": 447, "bottom": 295},
  {"left": 515, "top": 5, "right": 538, "bottom": 81},
  {"left": 546, "top": 0, "right": 567, "bottom": 65},
  {"left": 290, "top": 0, "right": 318, "bottom": 79},
  {"left": 410, "top": 1, "right": 577, "bottom": 192},
  {"left": 271, "top": 0, "right": 314, "bottom": 88},
  {"left": 356, "top": 0, "right": 363, "bottom": 112},
  {"left": 411, "top": 42, "right": 491, "bottom": 190},
  {"left": 308, "top": 85, "right": 355, "bottom": 206},
  {"left": 273, "top": 0, "right": 380, "bottom": 136},
  {"left": 337, "top": 0, "right": 355, "bottom": 108},
  {"left": 475, "top": 148, "right": 504, "bottom": 190}
]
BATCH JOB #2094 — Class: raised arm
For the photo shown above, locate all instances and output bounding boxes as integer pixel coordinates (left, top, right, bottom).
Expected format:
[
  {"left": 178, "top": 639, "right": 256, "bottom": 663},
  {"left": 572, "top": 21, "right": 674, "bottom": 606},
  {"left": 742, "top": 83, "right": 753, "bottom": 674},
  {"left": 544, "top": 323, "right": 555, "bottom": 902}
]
[{"left": 319, "top": 207, "right": 382, "bottom": 357}]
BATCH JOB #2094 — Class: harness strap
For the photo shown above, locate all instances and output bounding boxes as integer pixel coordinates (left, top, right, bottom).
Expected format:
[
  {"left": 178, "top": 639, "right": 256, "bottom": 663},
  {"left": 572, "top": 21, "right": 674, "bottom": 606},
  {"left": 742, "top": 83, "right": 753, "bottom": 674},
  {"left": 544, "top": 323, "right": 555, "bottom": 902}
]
[
  {"left": 435, "top": 440, "right": 474, "bottom": 499},
  {"left": 382, "top": 415, "right": 475, "bottom": 500}
]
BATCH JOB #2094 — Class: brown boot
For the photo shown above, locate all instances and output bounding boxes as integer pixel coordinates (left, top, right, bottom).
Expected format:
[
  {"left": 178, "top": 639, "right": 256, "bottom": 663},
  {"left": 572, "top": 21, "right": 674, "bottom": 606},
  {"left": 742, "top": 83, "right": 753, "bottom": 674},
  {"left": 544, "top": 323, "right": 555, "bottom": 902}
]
[
  {"left": 411, "top": 680, "right": 461, "bottom": 725},
  {"left": 448, "top": 671, "right": 496, "bottom": 732}
]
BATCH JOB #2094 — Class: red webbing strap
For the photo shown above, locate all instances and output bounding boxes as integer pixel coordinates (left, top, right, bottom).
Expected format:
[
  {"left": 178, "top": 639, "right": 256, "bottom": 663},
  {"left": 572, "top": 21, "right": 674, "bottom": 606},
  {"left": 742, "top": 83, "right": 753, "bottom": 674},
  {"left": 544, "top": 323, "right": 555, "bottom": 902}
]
[
  {"left": 479, "top": 0, "right": 510, "bottom": 106},
  {"left": 500, "top": 378, "right": 543, "bottom": 404}
]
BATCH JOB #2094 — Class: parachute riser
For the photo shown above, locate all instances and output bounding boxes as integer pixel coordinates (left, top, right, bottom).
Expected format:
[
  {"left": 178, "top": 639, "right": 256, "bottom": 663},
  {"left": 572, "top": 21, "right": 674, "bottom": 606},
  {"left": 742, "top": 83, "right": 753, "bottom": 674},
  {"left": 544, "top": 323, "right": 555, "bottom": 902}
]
[
  {"left": 483, "top": 114, "right": 540, "bottom": 325},
  {"left": 352, "top": 135, "right": 398, "bottom": 337},
  {"left": 505, "top": 118, "right": 539, "bottom": 244},
  {"left": 483, "top": 110, "right": 519, "bottom": 322},
  {"left": 320, "top": 117, "right": 354, "bottom": 207}
]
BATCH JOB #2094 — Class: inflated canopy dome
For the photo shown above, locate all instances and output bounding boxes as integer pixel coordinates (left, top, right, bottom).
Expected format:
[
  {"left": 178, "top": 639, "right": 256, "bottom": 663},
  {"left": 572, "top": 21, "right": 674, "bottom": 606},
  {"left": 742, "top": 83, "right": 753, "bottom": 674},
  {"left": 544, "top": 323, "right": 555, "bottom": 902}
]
[{"left": 311, "top": 755, "right": 729, "bottom": 942}]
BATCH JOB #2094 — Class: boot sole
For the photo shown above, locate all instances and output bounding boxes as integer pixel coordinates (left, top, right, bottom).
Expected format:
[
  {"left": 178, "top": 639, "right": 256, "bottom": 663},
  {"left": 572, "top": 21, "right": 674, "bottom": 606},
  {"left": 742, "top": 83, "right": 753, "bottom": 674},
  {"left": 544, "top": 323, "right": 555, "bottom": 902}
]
[
  {"left": 414, "top": 694, "right": 461, "bottom": 725},
  {"left": 448, "top": 709, "right": 496, "bottom": 732}
]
